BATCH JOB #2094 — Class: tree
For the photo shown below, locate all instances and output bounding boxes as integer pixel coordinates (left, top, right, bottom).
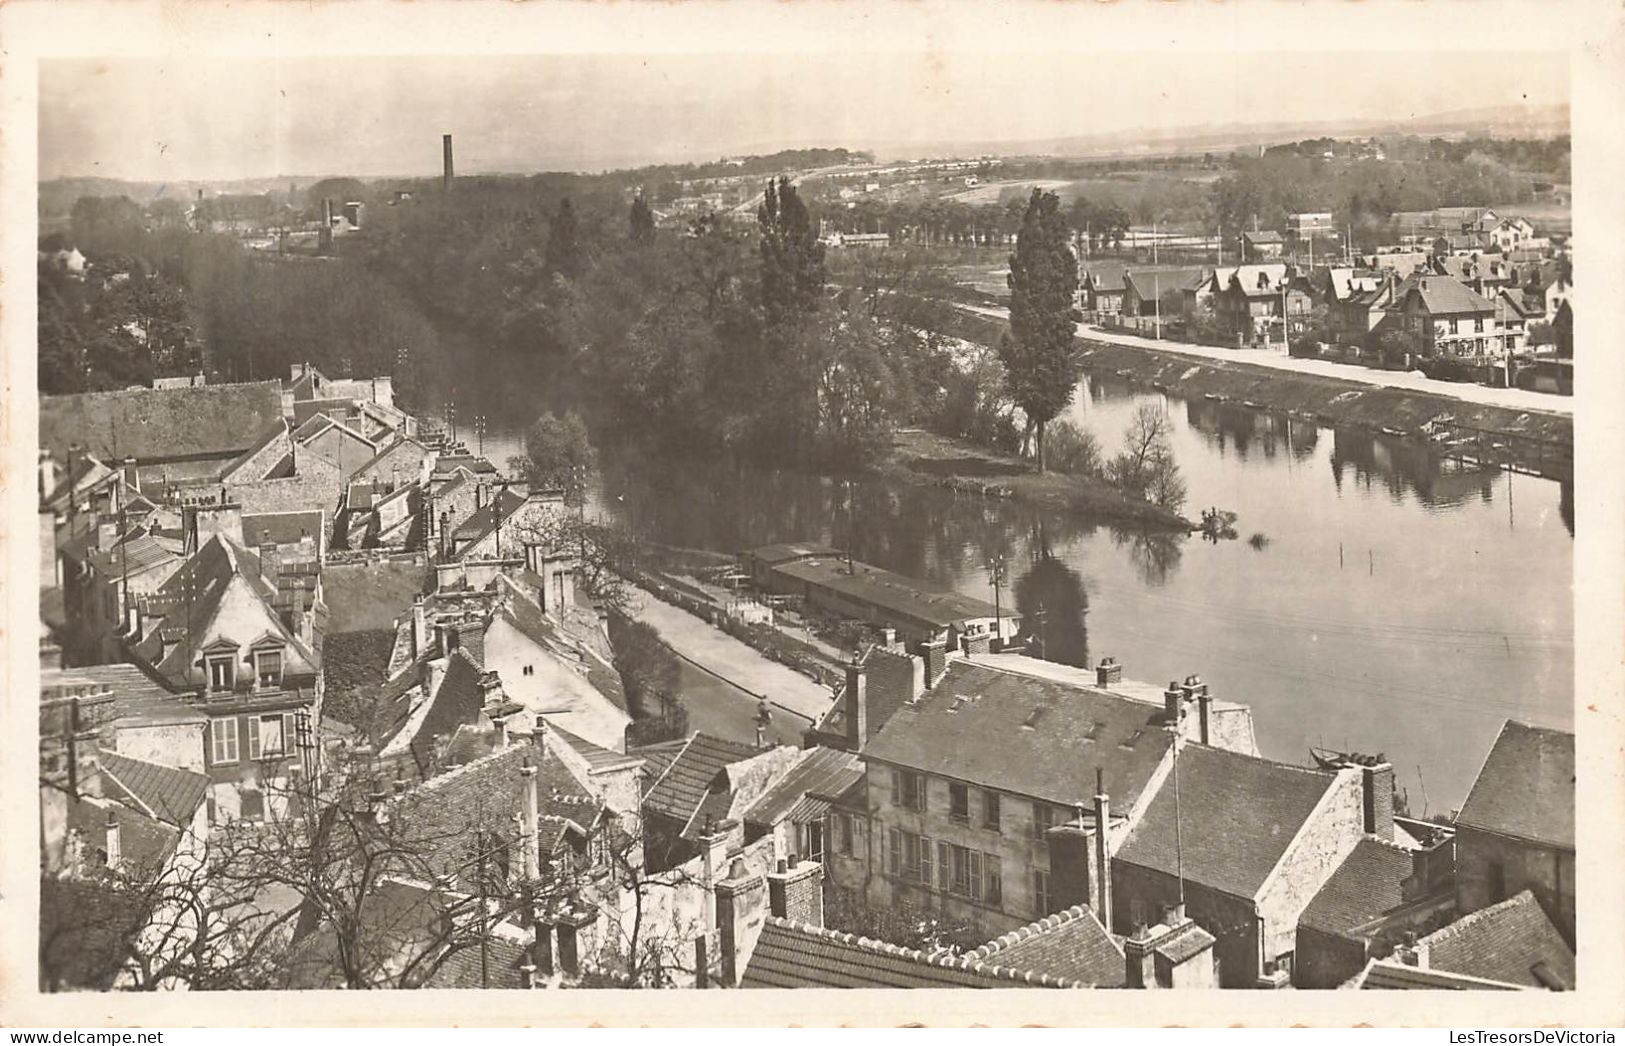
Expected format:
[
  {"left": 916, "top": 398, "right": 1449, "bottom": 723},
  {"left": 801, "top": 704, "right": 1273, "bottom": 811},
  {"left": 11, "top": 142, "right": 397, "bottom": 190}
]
[
  {"left": 628, "top": 195, "right": 656, "bottom": 243},
  {"left": 1552, "top": 299, "right": 1573, "bottom": 359},
  {"left": 517, "top": 410, "right": 596, "bottom": 504},
  {"left": 757, "top": 176, "right": 826, "bottom": 330},
  {"left": 546, "top": 198, "right": 585, "bottom": 279},
  {"left": 1001, "top": 189, "right": 1080, "bottom": 471},
  {"left": 1109, "top": 403, "right": 1186, "bottom": 512}
]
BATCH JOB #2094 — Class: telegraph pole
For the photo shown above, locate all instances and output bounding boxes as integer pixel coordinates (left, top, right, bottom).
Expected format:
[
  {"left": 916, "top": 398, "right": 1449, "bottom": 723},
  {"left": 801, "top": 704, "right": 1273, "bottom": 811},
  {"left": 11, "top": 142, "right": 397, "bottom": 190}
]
[{"left": 986, "top": 554, "right": 1006, "bottom": 649}]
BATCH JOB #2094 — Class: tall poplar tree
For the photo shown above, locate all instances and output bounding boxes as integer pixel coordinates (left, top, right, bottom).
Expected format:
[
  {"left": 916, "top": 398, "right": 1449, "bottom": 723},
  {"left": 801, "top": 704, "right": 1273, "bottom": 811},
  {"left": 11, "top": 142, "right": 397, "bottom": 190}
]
[
  {"left": 1001, "top": 189, "right": 1080, "bottom": 471},
  {"left": 629, "top": 195, "right": 655, "bottom": 243},
  {"left": 757, "top": 176, "right": 826, "bottom": 330},
  {"left": 546, "top": 197, "right": 584, "bottom": 278}
]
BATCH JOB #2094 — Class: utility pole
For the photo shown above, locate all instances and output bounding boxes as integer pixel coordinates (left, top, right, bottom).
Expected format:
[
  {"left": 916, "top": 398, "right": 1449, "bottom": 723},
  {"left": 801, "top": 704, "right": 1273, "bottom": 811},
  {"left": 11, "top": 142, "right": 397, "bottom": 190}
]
[{"left": 986, "top": 554, "right": 1006, "bottom": 650}]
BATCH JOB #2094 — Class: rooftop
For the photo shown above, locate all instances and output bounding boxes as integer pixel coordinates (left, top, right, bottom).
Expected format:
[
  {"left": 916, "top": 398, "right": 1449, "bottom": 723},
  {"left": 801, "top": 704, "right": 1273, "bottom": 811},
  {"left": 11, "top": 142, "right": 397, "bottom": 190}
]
[
  {"left": 637, "top": 732, "right": 763, "bottom": 826},
  {"left": 1396, "top": 273, "right": 1496, "bottom": 316},
  {"left": 769, "top": 555, "right": 1003, "bottom": 628},
  {"left": 1421, "top": 891, "right": 1574, "bottom": 990},
  {"left": 743, "top": 746, "right": 864, "bottom": 829},
  {"left": 739, "top": 918, "right": 1080, "bottom": 989},
  {"left": 862, "top": 655, "right": 1182, "bottom": 808},
  {"left": 1116, "top": 744, "right": 1342, "bottom": 901},
  {"left": 40, "top": 380, "right": 286, "bottom": 465},
  {"left": 1455, "top": 720, "right": 1573, "bottom": 850},
  {"left": 1298, "top": 837, "right": 1417, "bottom": 937},
  {"left": 968, "top": 905, "right": 1126, "bottom": 987},
  {"left": 97, "top": 750, "right": 210, "bottom": 829}
]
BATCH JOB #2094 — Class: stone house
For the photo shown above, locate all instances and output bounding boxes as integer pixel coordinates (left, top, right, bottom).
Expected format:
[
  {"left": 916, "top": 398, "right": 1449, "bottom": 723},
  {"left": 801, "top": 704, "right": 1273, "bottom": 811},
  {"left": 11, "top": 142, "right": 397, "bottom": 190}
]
[
  {"left": 634, "top": 733, "right": 800, "bottom": 873},
  {"left": 123, "top": 534, "right": 324, "bottom": 825},
  {"left": 1453, "top": 720, "right": 1574, "bottom": 947},
  {"left": 1110, "top": 744, "right": 1367, "bottom": 988},
  {"left": 837, "top": 650, "right": 1257, "bottom": 939}
]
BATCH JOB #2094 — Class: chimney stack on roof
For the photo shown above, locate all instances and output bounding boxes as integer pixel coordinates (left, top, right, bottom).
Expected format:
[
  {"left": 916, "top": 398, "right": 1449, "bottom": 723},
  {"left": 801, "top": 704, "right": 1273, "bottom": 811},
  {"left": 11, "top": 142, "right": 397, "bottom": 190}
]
[
  {"left": 922, "top": 638, "right": 948, "bottom": 690},
  {"left": 1095, "top": 656, "right": 1122, "bottom": 688},
  {"left": 843, "top": 655, "right": 868, "bottom": 750},
  {"left": 521, "top": 763, "right": 540, "bottom": 880}
]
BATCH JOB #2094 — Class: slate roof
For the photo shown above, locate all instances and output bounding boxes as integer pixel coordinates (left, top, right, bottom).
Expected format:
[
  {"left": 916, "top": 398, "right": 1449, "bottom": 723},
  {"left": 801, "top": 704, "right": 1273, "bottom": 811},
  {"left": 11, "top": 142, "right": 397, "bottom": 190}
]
[
  {"left": 741, "top": 918, "right": 1080, "bottom": 989},
  {"left": 320, "top": 629, "right": 398, "bottom": 731},
  {"left": 452, "top": 487, "right": 528, "bottom": 548},
  {"left": 97, "top": 750, "right": 209, "bottom": 829},
  {"left": 1298, "top": 838, "right": 1415, "bottom": 937},
  {"left": 1421, "top": 891, "right": 1574, "bottom": 990},
  {"left": 64, "top": 789, "right": 181, "bottom": 872},
  {"left": 1123, "top": 267, "right": 1209, "bottom": 300},
  {"left": 218, "top": 420, "right": 291, "bottom": 481},
  {"left": 770, "top": 556, "right": 1001, "bottom": 628},
  {"left": 638, "top": 733, "right": 761, "bottom": 824},
  {"left": 743, "top": 746, "right": 864, "bottom": 828},
  {"left": 40, "top": 663, "right": 197, "bottom": 728},
  {"left": 242, "top": 509, "right": 325, "bottom": 548},
  {"left": 40, "top": 381, "right": 287, "bottom": 465},
  {"left": 861, "top": 659, "right": 1176, "bottom": 808},
  {"left": 968, "top": 905, "right": 1126, "bottom": 987},
  {"left": 1115, "top": 745, "right": 1341, "bottom": 901},
  {"left": 1456, "top": 721, "right": 1574, "bottom": 850},
  {"left": 1082, "top": 266, "right": 1128, "bottom": 294},
  {"left": 87, "top": 532, "right": 181, "bottom": 578},
  {"left": 1396, "top": 273, "right": 1496, "bottom": 316}
]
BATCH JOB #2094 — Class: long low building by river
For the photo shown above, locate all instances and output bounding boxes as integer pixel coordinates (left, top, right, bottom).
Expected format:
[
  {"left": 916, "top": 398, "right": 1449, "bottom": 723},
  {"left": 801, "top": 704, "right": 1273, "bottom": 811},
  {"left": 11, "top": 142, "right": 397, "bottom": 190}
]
[{"left": 744, "top": 542, "right": 1020, "bottom": 652}]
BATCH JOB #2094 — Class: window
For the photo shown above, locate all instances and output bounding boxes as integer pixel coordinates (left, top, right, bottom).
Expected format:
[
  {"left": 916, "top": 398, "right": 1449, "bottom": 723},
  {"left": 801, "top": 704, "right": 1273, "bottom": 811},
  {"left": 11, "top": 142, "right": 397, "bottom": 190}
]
[
  {"left": 1032, "top": 802, "right": 1055, "bottom": 843},
  {"left": 834, "top": 812, "right": 854, "bottom": 856},
  {"left": 982, "top": 792, "right": 1002, "bottom": 832},
  {"left": 210, "top": 717, "right": 239, "bottom": 765},
  {"left": 886, "top": 827, "right": 932, "bottom": 885},
  {"left": 248, "top": 714, "right": 286, "bottom": 760},
  {"left": 522, "top": 664, "right": 535, "bottom": 677},
  {"left": 985, "top": 854, "right": 1002, "bottom": 906},
  {"left": 1474, "top": 317, "right": 1484, "bottom": 333},
  {"left": 255, "top": 649, "right": 284, "bottom": 689},
  {"left": 1033, "top": 870, "right": 1050, "bottom": 918},
  {"left": 891, "top": 769, "right": 927, "bottom": 813},
  {"left": 208, "top": 655, "right": 235, "bottom": 692},
  {"left": 949, "top": 783, "right": 970, "bottom": 824}
]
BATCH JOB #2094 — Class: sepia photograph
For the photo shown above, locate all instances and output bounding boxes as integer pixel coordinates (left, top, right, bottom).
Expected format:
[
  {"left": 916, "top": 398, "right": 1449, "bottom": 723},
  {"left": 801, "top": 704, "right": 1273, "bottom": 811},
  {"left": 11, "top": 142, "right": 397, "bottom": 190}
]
[{"left": 4, "top": 0, "right": 1623, "bottom": 1030}]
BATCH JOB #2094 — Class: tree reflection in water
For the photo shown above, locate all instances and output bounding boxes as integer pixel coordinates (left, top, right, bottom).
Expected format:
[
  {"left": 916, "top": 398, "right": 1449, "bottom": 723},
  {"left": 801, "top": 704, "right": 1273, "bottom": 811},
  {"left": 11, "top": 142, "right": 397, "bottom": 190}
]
[
  {"left": 1013, "top": 526, "right": 1091, "bottom": 668},
  {"left": 1113, "top": 529, "right": 1185, "bottom": 587}
]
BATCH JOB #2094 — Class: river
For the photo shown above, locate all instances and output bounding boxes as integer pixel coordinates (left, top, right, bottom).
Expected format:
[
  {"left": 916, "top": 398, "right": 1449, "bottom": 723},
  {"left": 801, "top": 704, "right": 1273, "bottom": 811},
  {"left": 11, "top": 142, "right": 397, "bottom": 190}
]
[{"left": 435, "top": 345, "right": 1574, "bottom": 814}]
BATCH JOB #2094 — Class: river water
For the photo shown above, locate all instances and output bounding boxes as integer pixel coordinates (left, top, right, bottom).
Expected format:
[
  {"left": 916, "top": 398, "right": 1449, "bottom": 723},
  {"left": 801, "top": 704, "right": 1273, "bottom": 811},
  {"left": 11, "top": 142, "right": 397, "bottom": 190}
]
[{"left": 439, "top": 349, "right": 1574, "bottom": 813}]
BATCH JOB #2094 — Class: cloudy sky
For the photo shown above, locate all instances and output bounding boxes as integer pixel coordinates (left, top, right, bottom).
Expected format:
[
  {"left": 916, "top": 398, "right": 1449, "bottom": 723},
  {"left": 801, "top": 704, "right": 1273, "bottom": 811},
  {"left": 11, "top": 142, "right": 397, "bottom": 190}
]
[{"left": 40, "top": 50, "right": 1568, "bottom": 183}]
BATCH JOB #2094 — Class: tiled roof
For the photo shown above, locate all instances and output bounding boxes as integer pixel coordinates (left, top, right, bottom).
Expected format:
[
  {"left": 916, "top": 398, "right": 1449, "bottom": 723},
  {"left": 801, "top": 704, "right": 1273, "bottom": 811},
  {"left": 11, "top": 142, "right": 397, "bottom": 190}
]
[
  {"left": 740, "top": 918, "right": 1080, "bottom": 989},
  {"left": 219, "top": 420, "right": 291, "bottom": 481},
  {"left": 40, "top": 663, "right": 197, "bottom": 727},
  {"left": 453, "top": 488, "right": 526, "bottom": 542},
  {"left": 1116, "top": 745, "right": 1341, "bottom": 901},
  {"left": 861, "top": 659, "right": 1175, "bottom": 808},
  {"left": 743, "top": 746, "right": 863, "bottom": 828},
  {"left": 1456, "top": 721, "right": 1574, "bottom": 849},
  {"left": 1124, "top": 267, "right": 1209, "bottom": 300},
  {"left": 1082, "top": 266, "right": 1128, "bottom": 293},
  {"left": 423, "top": 936, "right": 530, "bottom": 989},
  {"left": 87, "top": 532, "right": 181, "bottom": 579},
  {"left": 1298, "top": 838, "right": 1414, "bottom": 936},
  {"left": 321, "top": 629, "right": 399, "bottom": 731},
  {"left": 98, "top": 750, "right": 209, "bottom": 829},
  {"left": 1422, "top": 891, "right": 1574, "bottom": 990},
  {"left": 969, "top": 905, "right": 1126, "bottom": 987},
  {"left": 638, "top": 733, "right": 761, "bottom": 824},
  {"left": 551, "top": 726, "right": 641, "bottom": 772},
  {"left": 40, "top": 380, "right": 286, "bottom": 465},
  {"left": 64, "top": 789, "right": 180, "bottom": 872}
]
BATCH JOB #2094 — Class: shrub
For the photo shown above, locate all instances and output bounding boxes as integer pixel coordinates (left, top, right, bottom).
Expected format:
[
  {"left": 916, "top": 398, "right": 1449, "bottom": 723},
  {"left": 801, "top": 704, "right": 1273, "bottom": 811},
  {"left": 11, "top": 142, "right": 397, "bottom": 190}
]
[{"left": 1044, "top": 419, "right": 1103, "bottom": 477}]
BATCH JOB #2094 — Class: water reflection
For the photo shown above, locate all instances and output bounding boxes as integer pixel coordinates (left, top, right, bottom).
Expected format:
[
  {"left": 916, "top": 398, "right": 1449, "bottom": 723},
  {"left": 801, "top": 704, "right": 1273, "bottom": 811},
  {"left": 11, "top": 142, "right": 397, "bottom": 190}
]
[
  {"left": 1329, "top": 429, "right": 1499, "bottom": 509},
  {"left": 1013, "top": 532, "right": 1091, "bottom": 668},
  {"left": 1181, "top": 397, "right": 1319, "bottom": 463}
]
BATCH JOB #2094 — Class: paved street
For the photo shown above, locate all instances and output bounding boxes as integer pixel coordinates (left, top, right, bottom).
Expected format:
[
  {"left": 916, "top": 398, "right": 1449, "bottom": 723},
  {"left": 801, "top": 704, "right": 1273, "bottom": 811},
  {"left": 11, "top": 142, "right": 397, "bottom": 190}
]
[
  {"left": 624, "top": 590, "right": 836, "bottom": 724},
  {"left": 956, "top": 303, "right": 1574, "bottom": 417}
]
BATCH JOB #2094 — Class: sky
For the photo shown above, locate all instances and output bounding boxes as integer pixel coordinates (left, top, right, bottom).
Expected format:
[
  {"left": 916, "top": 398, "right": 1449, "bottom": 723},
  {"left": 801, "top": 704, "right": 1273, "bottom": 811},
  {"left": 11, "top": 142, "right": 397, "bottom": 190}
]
[{"left": 39, "top": 51, "right": 1569, "bottom": 183}]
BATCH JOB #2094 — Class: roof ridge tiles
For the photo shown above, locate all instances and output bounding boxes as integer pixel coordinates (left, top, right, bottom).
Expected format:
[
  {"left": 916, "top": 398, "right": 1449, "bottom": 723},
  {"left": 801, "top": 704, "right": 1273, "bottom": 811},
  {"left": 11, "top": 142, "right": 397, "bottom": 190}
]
[
  {"left": 1419, "top": 890, "right": 1537, "bottom": 947},
  {"left": 765, "top": 917, "right": 1081, "bottom": 987},
  {"left": 389, "top": 739, "right": 527, "bottom": 801}
]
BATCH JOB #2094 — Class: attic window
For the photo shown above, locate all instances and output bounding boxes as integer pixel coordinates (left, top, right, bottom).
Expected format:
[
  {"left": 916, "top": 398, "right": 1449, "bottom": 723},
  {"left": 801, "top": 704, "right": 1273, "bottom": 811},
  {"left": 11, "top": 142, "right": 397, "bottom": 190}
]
[
  {"left": 255, "top": 649, "right": 284, "bottom": 689},
  {"left": 207, "top": 654, "right": 235, "bottom": 692},
  {"left": 1084, "top": 720, "right": 1105, "bottom": 742},
  {"left": 1118, "top": 727, "right": 1146, "bottom": 750}
]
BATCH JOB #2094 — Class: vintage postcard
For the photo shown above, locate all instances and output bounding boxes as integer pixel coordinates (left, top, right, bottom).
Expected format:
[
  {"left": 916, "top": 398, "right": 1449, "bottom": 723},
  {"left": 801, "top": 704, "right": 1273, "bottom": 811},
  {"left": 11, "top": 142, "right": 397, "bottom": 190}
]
[{"left": 2, "top": 0, "right": 1621, "bottom": 1028}]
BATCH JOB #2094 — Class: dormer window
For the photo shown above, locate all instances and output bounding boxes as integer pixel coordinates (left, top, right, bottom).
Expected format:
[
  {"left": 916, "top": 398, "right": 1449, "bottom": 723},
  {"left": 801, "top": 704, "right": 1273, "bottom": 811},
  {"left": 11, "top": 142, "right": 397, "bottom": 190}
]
[
  {"left": 256, "top": 649, "right": 284, "bottom": 689},
  {"left": 208, "top": 654, "right": 235, "bottom": 692}
]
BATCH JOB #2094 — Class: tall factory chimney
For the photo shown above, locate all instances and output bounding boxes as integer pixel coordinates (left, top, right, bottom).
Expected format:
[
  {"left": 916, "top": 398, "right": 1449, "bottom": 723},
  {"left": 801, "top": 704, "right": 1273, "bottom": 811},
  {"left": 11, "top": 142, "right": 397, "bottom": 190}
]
[{"left": 443, "top": 134, "right": 454, "bottom": 191}]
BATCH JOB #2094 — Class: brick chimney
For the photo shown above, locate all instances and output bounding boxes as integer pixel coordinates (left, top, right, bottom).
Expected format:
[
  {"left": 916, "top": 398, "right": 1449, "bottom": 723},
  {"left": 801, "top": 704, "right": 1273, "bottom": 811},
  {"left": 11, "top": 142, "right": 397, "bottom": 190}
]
[
  {"left": 716, "top": 857, "right": 768, "bottom": 987},
  {"left": 922, "top": 638, "right": 948, "bottom": 690},
  {"left": 843, "top": 656, "right": 868, "bottom": 750},
  {"left": 766, "top": 858, "right": 824, "bottom": 926},
  {"left": 478, "top": 669, "right": 505, "bottom": 709},
  {"left": 1163, "top": 681, "right": 1185, "bottom": 724},
  {"left": 1095, "top": 656, "right": 1122, "bottom": 688},
  {"left": 1046, "top": 818, "right": 1093, "bottom": 914},
  {"left": 1122, "top": 904, "right": 1217, "bottom": 989},
  {"left": 1180, "top": 675, "right": 1210, "bottom": 744},
  {"left": 1361, "top": 760, "right": 1395, "bottom": 841}
]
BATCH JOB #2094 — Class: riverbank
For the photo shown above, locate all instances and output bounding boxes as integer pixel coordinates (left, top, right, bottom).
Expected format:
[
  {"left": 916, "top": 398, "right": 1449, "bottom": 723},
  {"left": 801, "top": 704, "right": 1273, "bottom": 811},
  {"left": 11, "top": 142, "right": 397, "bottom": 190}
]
[
  {"left": 876, "top": 427, "right": 1193, "bottom": 531},
  {"left": 942, "top": 305, "right": 1573, "bottom": 448}
]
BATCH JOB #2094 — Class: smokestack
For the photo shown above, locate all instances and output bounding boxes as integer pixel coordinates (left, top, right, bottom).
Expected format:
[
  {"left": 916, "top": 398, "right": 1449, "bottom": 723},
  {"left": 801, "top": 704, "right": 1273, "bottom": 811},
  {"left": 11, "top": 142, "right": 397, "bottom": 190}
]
[{"left": 443, "top": 134, "right": 455, "bottom": 191}]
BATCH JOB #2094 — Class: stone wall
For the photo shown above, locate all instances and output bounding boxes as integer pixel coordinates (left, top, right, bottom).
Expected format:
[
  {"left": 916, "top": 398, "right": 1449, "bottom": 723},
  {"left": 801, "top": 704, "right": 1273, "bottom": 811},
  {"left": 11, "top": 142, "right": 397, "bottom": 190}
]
[
  {"left": 1256, "top": 768, "right": 1364, "bottom": 972},
  {"left": 1455, "top": 825, "right": 1575, "bottom": 946}
]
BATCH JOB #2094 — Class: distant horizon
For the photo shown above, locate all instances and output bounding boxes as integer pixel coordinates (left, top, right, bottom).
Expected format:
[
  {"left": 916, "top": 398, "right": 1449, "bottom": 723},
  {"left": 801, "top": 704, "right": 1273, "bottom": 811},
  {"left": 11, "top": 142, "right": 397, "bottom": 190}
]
[{"left": 40, "top": 52, "right": 1568, "bottom": 184}]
